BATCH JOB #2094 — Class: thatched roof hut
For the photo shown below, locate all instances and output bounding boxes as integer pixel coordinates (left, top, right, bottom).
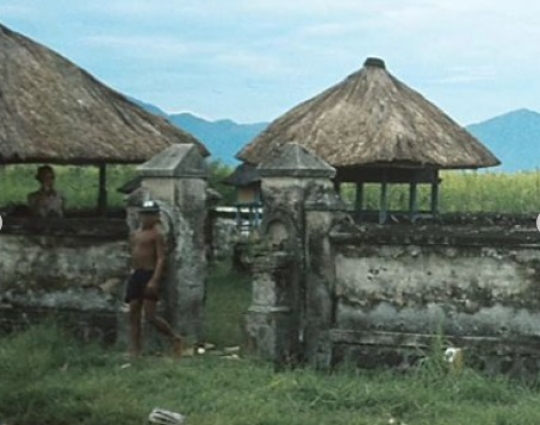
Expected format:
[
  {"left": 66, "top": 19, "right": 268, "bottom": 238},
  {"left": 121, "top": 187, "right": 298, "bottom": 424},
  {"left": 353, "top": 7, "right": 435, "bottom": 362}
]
[
  {"left": 0, "top": 23, "right": 208, "bottom": 165},
  {"left": 235, "top": 57, "right": 500, "bottom": 223},
  {"left": 222, "top": 163, "right": 260, "bottom": 187},
  {"left": 237, "top": 57, "right": 499, "bottom": 172}
]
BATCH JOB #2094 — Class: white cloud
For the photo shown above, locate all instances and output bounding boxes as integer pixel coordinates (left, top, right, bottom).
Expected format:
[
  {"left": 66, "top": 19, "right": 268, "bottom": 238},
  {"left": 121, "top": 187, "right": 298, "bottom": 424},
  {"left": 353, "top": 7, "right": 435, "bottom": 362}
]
[
  {"left": 214, "top": 50, "right": 293, "bottom": 77},
  {"left": 82, "top": 34, "right": 224, "bottom": 61},
  {"left": 432, "top": 66, "right": 497, "bottom": 85},
  {"left": 5, "top": 0, "right": 540, "bottom": 122}
]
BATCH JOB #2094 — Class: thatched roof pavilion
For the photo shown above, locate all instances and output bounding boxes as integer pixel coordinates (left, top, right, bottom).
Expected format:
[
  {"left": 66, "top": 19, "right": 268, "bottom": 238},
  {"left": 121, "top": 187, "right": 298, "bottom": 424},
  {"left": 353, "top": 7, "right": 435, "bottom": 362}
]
[
  {"left": 0, "top": 23, "right": 209, "bottom": 213},
  {"left": 235, "top": 57, "right": 500, "bottom": 222},
  {"left": 221, "top": 162, "right": 262, "bottom": 229},
  {"left": 222, "top": 163, "right": 260, "bottom": 188}
]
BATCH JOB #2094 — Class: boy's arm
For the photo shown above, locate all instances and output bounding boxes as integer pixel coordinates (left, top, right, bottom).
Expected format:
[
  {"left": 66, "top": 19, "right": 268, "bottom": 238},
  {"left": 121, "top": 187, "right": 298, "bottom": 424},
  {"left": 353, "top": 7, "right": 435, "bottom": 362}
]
[
  {"left": 148, "top": 231, "right": 166, "bottom": 288},
  {"left": 128, "top": 231, "right": 136, "bottom": 272}
]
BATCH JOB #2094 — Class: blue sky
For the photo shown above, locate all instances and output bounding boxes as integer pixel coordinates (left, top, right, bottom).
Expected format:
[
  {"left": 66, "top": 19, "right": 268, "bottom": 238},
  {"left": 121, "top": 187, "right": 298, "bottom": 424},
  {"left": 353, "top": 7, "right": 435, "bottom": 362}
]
[{"left": 2, "top": 0, "right": 540, "bottom": 125}]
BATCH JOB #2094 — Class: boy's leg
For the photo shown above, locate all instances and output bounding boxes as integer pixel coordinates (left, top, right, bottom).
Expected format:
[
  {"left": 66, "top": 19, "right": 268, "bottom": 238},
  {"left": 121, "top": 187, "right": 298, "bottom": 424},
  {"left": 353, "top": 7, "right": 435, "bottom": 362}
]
[
  {"left": 143, "top": 299, "right": 183, "bottom": 354},
  {"left": 128, "top": 300, "right": 143, "bottom": 357}
]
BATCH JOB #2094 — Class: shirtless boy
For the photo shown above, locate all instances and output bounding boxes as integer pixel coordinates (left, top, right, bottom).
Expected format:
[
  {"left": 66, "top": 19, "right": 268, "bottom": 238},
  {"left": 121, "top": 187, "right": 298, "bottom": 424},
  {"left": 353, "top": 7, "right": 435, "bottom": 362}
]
[{"left": 125, "top": 200, "right": 182, "bottom": 357}]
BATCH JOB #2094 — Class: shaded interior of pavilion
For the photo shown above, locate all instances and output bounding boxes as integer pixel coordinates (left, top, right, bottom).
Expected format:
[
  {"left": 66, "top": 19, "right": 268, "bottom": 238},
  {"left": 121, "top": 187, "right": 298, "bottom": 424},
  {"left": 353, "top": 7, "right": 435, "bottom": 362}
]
[
  {"left": 334, "top": 164, "right": 443, "bottom": 224},
  {"left": 225, "top": 162, "right": 446, "bottom": 227}
]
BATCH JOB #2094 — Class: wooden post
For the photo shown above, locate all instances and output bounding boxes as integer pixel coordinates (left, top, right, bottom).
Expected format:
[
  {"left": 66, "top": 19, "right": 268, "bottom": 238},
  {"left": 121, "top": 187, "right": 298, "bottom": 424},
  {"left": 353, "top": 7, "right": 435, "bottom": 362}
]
[
  {"left": 379, "top": 172, "right": 388, "bottom": 224},
  {"left": 97, "top": 164, "right": 107, "bottom": 216},
  {"left": 431, "top": 181, "right": 439, "bottom": 217},
  {"left": 254, "top": 203, "right": 261, "bottom": 227},
  {"left": 333, "top": 180, "right": 341, "bottom": 195},
  {"left": 355, "top": 182, "right": 364, "bottom": 220},
  {"left": 355, "top": 183, "right": 364, "bottom": 210},
  {"left": 409, "top": 182, "right": 418, "bottom": 222}
]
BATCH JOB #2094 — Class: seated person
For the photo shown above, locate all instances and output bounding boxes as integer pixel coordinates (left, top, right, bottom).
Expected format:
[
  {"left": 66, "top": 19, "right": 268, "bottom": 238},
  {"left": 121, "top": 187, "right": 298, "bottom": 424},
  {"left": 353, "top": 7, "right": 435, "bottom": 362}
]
[{"left": 27, "top": 165, "right": 65, "bottom": 217}]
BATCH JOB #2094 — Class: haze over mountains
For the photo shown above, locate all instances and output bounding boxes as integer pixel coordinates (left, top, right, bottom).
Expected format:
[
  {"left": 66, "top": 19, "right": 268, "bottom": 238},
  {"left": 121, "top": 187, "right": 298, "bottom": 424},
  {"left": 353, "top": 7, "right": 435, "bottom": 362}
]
[{"left": 131, "top": 98, "right": 540, "bottom": 172}]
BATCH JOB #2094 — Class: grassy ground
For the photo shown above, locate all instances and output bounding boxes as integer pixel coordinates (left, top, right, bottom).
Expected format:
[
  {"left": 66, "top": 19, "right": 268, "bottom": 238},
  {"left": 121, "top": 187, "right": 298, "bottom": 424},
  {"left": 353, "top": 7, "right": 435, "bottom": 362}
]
[
  {"left": 204, "top": 261, "right": 251, "bottom": 348},
  {"left": 2, "top": 263, "right": 540, "bottom": 424}
]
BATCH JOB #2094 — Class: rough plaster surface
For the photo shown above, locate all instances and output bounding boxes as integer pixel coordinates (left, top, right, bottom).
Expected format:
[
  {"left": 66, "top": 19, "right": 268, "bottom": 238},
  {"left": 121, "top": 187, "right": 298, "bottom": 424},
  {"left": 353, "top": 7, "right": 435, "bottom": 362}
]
[
  {"left": 0, "top": 232, "right": 126, "bottom": 346},
  {"left": 0, "top": 234, "right": 129, "bottom": 292},
  {"left": 334, "top": 243, "right": 540, "bottom": 337}
]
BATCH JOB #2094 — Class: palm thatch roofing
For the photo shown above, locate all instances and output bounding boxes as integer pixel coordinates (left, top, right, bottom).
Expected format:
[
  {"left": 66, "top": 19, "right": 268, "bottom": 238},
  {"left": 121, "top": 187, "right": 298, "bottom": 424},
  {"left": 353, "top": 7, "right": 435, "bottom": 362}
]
[
  {"left": 236, "top": 57, "right": 500, "bottom": 171},
  {"left": 222, "top": 163, "right": 260, "bottom": 187},
  {"left": 0, "top": 23, "right": 209, "bottom": 165}
]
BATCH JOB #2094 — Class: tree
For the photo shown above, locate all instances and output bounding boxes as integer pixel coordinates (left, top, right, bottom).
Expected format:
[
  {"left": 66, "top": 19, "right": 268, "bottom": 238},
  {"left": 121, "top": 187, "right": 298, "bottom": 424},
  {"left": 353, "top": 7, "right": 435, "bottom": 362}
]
[{"left": 206, "top": 159, "right": 236, "bottom": 206}]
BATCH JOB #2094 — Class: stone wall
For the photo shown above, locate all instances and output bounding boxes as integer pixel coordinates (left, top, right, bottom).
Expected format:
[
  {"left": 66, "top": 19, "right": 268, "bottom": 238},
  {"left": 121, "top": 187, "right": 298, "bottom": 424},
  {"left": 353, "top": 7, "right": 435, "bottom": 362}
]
[
  {"left": 0, "top": 218, "right": 129, "bottom": 344},
  {"left": 243, "top": 142, "right": 540, "bottom": 376},
  {"left": 323, "top": 221, "right": 540, "bottom": 374},
  {"left": 212, "top": 218, "right": 240, "bottom": 261},
  {"left": 332, "top": 224, "right": 540, "bottom": 337}
]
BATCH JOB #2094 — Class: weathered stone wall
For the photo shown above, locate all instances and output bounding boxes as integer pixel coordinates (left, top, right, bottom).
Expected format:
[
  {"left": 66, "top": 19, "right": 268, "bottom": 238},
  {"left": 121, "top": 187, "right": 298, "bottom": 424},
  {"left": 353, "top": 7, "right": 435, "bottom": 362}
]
[
  {"left": 322, "top": 222, "right": 540, "bottom": 373},
  {"left": 0, "top": 236, "right": 128, "bottom": 292},
  {"left": 0, "top": 218, "right": 129, "bottom": 345},
  {"left": 331, "top": 223, "right": 540, "bottom": 336},
  {"left": 212, "top": 218, "right": 240, "bottom": 261},
  {"left": 241, "top": 142, "right": 540, "bottom": 376},
  {"left": 140, "top": 169, "right": 208, "bottom": 345}
]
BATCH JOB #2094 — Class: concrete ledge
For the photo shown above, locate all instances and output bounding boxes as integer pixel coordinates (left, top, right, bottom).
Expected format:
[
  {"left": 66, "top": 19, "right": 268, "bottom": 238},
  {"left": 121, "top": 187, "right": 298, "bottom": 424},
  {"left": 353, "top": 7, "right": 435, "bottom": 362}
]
[
  {"left": 2, "top": 217, "right": 129, "bottom": 239},
  {"left": 329, "top": 329, "right": 540, "bottom": 356}
]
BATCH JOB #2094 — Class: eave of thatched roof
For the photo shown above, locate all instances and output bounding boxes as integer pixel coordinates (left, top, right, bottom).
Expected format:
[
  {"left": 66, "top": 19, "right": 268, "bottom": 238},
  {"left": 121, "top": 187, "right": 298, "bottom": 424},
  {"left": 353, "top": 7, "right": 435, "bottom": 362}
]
[
  {"left": 222, "top": 162, "right": 260, "bottom": 187},
  {"left": 0, "top": 23, "right": 209, "bottom": 165},
  {"left": 236, "top": 57, "right": 500, "bottom": 170}
]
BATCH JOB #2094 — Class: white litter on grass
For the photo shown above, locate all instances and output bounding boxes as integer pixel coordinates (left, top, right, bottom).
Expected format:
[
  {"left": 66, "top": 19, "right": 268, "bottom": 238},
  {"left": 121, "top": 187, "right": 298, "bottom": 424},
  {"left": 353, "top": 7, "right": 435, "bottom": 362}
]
[
  {"left": 444, "top": 347, "right": 460, "bottom": 363},
  {"left": 197, "top": 347, "right": 205, "bottom": 355},
  {"left": 148, "top": 408, "right": 185, "bottom": 425}
]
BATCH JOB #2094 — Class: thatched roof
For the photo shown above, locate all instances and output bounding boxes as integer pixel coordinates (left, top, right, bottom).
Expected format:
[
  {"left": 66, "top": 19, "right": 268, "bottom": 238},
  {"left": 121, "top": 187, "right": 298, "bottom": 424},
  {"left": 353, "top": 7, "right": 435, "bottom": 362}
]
[
  {"left": 222, "top": 163, "right": 260, "bottom": 187},
  {"left": 0, "top": 23, "right": 209, "bottom": 164},
  {"left": 237, "top": 57, "right": 500, "bottom": 170}
]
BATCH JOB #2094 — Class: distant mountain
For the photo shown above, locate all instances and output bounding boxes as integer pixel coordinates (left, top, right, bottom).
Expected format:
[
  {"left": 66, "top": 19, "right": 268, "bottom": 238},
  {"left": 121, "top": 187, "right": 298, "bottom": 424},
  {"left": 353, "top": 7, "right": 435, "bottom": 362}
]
[
  {"left": 129, "top": 98, "right": 267, "bottom": 165},
  {"left": 130, "top": 97, "right": 540, "bottom": 172},
  {"left": 168, "top": 113, "right": 267, "bottom": 165},
  {"left": 466, "top": 109, "right": 540, "bottom": 172},
  {"left": 127, "top": 97, "right": 169, "bottom": 118}
]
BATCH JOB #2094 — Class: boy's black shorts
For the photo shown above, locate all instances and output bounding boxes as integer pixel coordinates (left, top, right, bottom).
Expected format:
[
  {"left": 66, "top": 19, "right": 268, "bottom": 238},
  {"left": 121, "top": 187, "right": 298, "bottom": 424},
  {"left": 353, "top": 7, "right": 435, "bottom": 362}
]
[{"left": 124, "top": 269, "right": 158, "bottom": 303}]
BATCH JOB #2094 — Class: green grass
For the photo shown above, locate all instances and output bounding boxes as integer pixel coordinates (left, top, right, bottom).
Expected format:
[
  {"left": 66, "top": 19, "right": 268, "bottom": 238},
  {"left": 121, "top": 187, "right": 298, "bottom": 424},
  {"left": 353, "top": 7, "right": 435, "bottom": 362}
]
[
  {"left": 3, "top": 165, "right": 540, "bottom": 212},
  {"left": 2, "top": 323, "right": 540, "bottom": 424},
  {"left": 205, "top": 261, "right": 251, "bottom": 347},
  {"left": 2, "top": 263, "right": 540, "bottom": 425},
  {"left": 340, "top": 170, "right": 540, "bottom": 213},
  {"left": 0, "top": 164, "right": 137, "bottom": 209}
]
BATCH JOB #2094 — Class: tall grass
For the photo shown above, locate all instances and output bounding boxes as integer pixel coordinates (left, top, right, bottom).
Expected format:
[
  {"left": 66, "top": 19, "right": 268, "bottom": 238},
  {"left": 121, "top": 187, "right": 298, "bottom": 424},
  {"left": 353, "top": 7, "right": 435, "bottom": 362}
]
[
  {"left": 0, "top": 164, "right": 137, "bottom": 209},
  {"left": 0, "top": 161, "right": 237, "bottom": 210},
  {"left": 340, "top": 170, "right": 540, "bottom": 213},
  {"left": 2, "top": 166, "right": 540, "bottom": 212}
]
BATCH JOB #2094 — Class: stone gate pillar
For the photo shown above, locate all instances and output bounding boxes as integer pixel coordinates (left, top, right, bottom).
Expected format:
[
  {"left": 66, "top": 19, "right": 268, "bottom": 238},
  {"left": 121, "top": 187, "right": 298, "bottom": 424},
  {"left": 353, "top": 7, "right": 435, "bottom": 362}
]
[
  {"left": 136, "top": 144, "right": 208, "bottom": 346},
  {"left": 244, "top": 142, "right": 336, "bottom": 367}
]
